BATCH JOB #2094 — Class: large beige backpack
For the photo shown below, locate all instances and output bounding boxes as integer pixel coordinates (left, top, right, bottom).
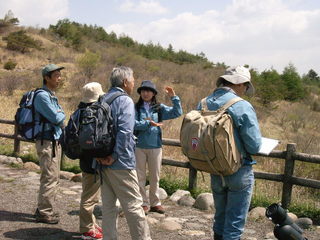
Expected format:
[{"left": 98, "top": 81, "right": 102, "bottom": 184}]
[{"left": 180, "top": 97, "right": 242, "bottom": 176}]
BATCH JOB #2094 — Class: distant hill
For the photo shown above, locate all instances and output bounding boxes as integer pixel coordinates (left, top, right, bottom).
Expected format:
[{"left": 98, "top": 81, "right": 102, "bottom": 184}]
[{"left": 0, "top": 14, "right": 319, "bottom": 221}]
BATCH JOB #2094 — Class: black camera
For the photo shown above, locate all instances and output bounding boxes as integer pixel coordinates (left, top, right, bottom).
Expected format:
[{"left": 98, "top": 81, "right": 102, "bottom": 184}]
[{"left": 266, "top": 203, "right": 308, "bottom": 240}]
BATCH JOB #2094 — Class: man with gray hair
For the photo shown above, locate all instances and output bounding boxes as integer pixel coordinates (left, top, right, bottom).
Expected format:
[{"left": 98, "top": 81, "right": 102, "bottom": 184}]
[
  {"left": 97, "top": 66, "right": 152, "bottom": 240},
  {"left": 197, "top": 66, "right": 262, "bottom": 240}
]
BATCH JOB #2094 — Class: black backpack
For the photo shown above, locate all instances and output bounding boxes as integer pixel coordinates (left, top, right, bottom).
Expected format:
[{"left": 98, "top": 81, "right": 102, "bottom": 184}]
[
  {"left": 61, "top": 91, "right": 126, "bottom": 159},
  {"left": 60, "top": 107, "right": 82, "bottom": 159},
  {"left": 15, "top": 88, "right": 47, "bottom": 140}
]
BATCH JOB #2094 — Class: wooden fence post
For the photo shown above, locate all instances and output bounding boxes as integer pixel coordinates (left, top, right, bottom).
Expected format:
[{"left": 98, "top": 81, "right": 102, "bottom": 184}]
[
  {"left": 281, "top": 143, "right": 296, "bottom": 209},
  {"left": 188, "top": 165, "right": 197, "bottom": 192},
  {"left": 13, "top": 124, "right": 20, "bottom": 154}
]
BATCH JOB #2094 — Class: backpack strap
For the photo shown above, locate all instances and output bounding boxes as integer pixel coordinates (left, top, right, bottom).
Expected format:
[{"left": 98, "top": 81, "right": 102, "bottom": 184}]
[
  {"left": 33, "top": 88, "right": 58, "bottom": 157},
  {"left": 219, "top": 97, "right": 243, "bottom": 112},
  {"left": 31, "top": 88, "right": 48, "bottom": 144},
  {"left": 216, "top": 97, "right": 243, "bottom": 186},
  {"left": 103, "top": 91, "right": 127, "bottom": 105},
  {"left": 201, "top": 97, "right": 242, "bottom": 112},
  {"left": 200, "top": 98, "right": 208, "bottom": 111}
]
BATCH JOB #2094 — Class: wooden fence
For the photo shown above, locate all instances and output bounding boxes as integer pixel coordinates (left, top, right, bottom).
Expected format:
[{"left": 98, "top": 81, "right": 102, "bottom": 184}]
[{"left": 1, "top": 119, "right": 320, "bottom": 209}]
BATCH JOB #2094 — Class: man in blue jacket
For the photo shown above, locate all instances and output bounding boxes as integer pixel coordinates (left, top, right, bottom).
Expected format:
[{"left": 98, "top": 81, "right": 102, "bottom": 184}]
[
  {"left": 33, "top": 64, "right": 66, "bottom": 224},
  {"left": 97, "top": 66, "right": 151, "bottom": 240},
  {"left": 198, "top": 66, "right": 262, "bottom": 240}
]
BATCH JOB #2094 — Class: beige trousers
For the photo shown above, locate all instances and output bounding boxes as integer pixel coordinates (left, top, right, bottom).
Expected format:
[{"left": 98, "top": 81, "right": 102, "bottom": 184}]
[
  {"left": 135, "top": 148, "right": 162, "bottom": 207},
  {"left": 80, "top": 172, "right": 101, "bottom": 233},
  {"left": 100, "top": 168, "right": 151, "bottom": 240},
  {"left": 36, "top": 140, "right": 61, "bottom": 216}
]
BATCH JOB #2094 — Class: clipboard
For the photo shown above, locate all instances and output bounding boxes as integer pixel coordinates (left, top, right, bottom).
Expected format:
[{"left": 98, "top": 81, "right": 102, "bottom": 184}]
[{"left": 258, "top": 137, "right": 279, "bottom": 155}]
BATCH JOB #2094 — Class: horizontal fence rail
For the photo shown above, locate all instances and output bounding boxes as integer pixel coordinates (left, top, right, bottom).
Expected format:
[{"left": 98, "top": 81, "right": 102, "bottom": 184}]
[{"left": 1, "top": 119, "right": 320, "bottom": 208}]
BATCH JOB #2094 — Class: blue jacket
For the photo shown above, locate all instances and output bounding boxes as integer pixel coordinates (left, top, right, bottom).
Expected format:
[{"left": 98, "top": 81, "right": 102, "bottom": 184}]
[
  {"left": 33, "top": 85, "right": 65, "bottom": 140},
  {"left": 197, "top": 87, "right": 262, "bottom": 165},
  {"left": 105, "top": 87, "right": 137, "bottom": 170},
  {"left": 134, "top": 96, "right": 183, "bottom": 149}
]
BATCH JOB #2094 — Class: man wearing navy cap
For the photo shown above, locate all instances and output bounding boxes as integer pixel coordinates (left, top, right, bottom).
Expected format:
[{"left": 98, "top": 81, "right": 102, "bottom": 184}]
[{"left": 34, "top": 64, "right": 66, "bottom": 224}]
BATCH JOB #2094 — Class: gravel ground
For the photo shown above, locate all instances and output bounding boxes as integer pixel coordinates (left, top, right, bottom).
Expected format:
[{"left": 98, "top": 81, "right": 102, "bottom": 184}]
[{"left": 0, "top": 163, "right": 319, "bottom": 240}]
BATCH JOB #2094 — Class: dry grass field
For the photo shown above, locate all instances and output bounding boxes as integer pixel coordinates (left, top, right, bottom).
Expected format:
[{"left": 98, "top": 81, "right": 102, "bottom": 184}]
[{"left": 0, "top": 26, "right": 319, "bottom": 218}]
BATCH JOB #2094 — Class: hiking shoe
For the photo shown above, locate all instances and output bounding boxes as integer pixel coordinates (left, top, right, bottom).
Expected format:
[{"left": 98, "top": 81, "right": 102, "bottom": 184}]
[
  {"left": 81, "top": 229, "right": 103, "bottom": 240},
  {"left": 214, "top": 233, "right": 223, "bottom": 240},
  {"left": 150, "top": 205, "right": 165, "bottom": 214},
  {"left": 34, "top": 208, "right": 59, "bottom": 224},
  {"left": 142, "top": 206, "right": 149, "bottom": 215}
]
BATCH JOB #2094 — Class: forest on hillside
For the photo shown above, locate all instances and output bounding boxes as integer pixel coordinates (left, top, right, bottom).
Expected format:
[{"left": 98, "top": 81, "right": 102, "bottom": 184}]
[{"left": 1, "top": 11, "right": 320, "bottom": 109}]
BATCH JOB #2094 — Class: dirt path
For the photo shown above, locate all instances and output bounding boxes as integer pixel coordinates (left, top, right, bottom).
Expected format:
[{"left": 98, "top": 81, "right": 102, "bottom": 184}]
[{"left": 0, "top": 162, "right": 318, "bottom": 240}]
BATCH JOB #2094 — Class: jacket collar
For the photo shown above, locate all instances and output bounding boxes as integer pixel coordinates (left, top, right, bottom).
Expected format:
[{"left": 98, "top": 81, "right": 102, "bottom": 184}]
[
  {"left": 42, "top": 85, "right": 55, "bottom": 96},
  {"left": 213, "top": 87, "right": 237, "bottom": 96},
  {"left": 109, "top": 87, "right": 125, "bottom": 93}
]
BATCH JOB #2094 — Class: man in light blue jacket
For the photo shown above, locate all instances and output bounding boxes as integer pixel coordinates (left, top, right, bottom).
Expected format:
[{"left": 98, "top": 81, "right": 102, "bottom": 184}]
[
  {"left": 198, "top": 66, "right": 262, "bottom": 240},
  {"left": 96, "top": 66, "right": 151, "bottom": 240},
  {"left": 33, "top": 64, "right": 66, "bottom": 224}
]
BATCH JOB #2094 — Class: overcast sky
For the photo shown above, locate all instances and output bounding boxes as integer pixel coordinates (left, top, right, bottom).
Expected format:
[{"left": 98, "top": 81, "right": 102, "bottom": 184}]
[{"left": 1, "top": 0, "right": 319, "bottom": 75}]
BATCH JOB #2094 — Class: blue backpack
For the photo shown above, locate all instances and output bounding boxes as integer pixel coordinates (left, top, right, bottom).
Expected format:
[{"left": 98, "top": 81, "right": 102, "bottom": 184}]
[
  {"left": 61, "top": 91, "right": 126, "bottom": 160},
  {"left": 15, "top": 88, "right": 47, "bottom": 140}
]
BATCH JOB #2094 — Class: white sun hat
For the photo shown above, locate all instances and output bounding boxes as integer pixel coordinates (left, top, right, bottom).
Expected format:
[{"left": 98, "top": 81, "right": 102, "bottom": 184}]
[
  {"left": 82, "top": 82, "right": 104, "bottom": 103},
  {"left": 216, "top": 66, "right": 254, "bottom": 95}
]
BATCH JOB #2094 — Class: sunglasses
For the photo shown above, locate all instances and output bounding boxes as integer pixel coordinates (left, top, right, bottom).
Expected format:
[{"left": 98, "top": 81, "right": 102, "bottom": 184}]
[{"left": 244, "top": 82, "right": 250, "bottom": 91}]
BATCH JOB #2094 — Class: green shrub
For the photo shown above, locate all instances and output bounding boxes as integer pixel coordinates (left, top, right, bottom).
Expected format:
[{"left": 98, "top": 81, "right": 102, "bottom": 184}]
[
  {"left": 62, "top": 163, "right": 81, "bottom": 174},
  {"left": 251, "top": 195, "right": 320, "bottom": 224},
  {"left": 0, "top": 144, "right": 14, "bottom": 156},
  {"left": 3, "top": 59, "right": 17, "bottom": 70},
  {"left": 289, "top": 203, "right": 320, "bottom": 224},
  {"left": 3, "top": 30, "right": 42, "bottom": 53},
  {"left": 76, "top": 49, "right": 101, "bottom": 80},
  {"left": 19, "top": 152, "right": 38, "bottom": 164},
  {"left": 159, "top": 177, "right": 188, "bottom": 196},
  {"left": 159, "top": 177, "right": 211, "bottom": 198}
]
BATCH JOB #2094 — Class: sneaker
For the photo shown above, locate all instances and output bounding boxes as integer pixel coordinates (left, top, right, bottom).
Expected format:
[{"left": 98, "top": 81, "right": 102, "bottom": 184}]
[
  {"left": 149, "top": 205, "right": 165, "bottom": 214},
  {"left": 142, "top": 206, "right": 149, "bottom": 215},
  {"left": 81, "top": 229, "right": 103, "bottom": 240},
  {"left": 94, "top": 224, "right": 102, "bottom": 234},
  {"left": 34, "top": 208, "right": 59, "bottom": 224}
]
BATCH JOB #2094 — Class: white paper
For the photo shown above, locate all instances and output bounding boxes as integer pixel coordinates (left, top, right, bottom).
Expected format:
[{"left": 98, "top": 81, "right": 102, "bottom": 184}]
[{"left": 258, "top": 137, "right": 279, "bottom": 155}]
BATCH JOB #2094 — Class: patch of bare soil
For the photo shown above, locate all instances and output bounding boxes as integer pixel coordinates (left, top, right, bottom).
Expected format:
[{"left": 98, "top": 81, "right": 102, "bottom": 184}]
[{"left": 0, "top": 163, "right": 318, "bottom": 240}]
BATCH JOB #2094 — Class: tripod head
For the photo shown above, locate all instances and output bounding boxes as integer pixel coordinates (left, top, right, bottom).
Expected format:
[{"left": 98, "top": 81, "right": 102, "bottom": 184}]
[{"left": 266, "top": 203, "right": 308, "bottom": 240}]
